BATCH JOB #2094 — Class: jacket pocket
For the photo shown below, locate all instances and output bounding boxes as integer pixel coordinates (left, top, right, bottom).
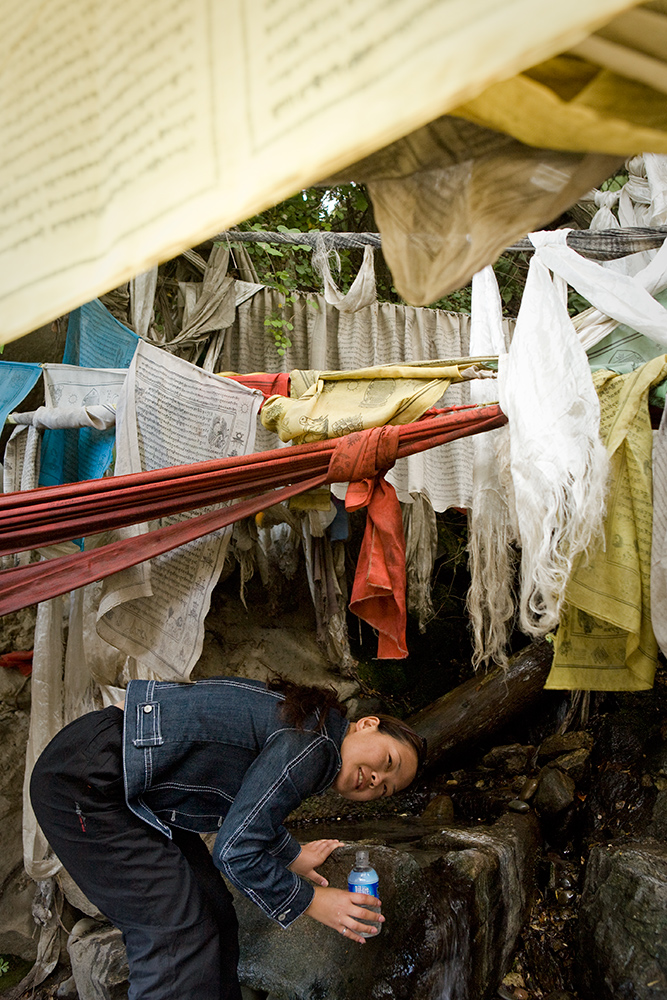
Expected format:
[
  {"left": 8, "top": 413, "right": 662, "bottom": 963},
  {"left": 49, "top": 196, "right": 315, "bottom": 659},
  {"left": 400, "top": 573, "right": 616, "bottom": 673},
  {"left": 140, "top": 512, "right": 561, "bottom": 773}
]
[{"left": 133, "top": 701, "right": 164, "bottom": 747}]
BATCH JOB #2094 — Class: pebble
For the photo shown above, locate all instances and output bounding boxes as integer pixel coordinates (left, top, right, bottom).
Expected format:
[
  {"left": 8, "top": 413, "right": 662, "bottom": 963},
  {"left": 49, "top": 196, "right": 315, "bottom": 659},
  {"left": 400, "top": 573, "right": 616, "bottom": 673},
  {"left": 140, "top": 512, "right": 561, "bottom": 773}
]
[
  {"left": 519, "top": 777, "right": 540, "bottom": 801},
  {"left": 482, "top": 743, "right": 535, "bottom": 775},
  {"left": 537, "top": 731, "right": 593, "bottom": 763},
  {"left": 508, "top": 799, "right": 530, "bottom": 813},
  {"left": 56, "top": 976, "right": 78, "bottom": 998},
  {"left": 555, "top": 887, "right": 576, "bottom": 905},
  {"left": 421, "top": 794, "right": 454, "bottom": 824},
  {"left": 550, "top": 748, "right": 590, "bottom": 783},
  {"left": 534, "top": 767, "right": 575, "bottom": 816}
]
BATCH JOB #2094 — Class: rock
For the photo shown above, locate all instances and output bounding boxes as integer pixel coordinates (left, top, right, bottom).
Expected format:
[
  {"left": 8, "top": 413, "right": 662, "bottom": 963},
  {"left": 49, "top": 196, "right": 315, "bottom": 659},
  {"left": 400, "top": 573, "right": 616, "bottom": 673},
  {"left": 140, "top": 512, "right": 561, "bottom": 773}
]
[
  {"left": 593, "top": 710, "right": 654, "bottom": 771},
  {"left": 0, "top": 668, "right": 29, "bottom": 705},
  {"left": 0, "top": 607, "right": 38, "bottom": 657},
  {"left": 68, "top": 922, "right": 129, "bottom": 1000},
  {"left": 231, "top": 816, "right": 540, "bottom": 1000},
  {"left": 240, "top": 988, "right": 267, "bottom": 1000},
  {"left": 534, "top": 768, "right": 576, "bottom": 818},
  {"left": 519, "top": 776, "right": 540, "bottom": 802},
  {"left": 508, "top": 799, "right": 530, "bottom": 813},
  {"left": 646, "top": 740, "right": 667, "bottom": 779},
  {"left": 648, "top": 790, "right": 667, "bottom": 841},
  {"left": 420, "top": 794, "right": 455, "bottom": 824},
  {"left": 578, "top": 840, "right": 667, "bottom": 1000},
  {"left": 343, "top": 695, "right": 385, "bottom": 719},
  {"left": 481, "top": 744, "right": 535, "bottom": 775},
  {"left": 583, "top": 764, "right": 653, "bottom": 839},
  {"left": 56, "top": 974, "right": 79, "bottom": 998},
  {"left": 418, "top": 814, "right": 540, "bottom": 999},
  {"left": 550, "top": 748, "right": 590, "bottom": 784},
  {"left": 537, "top": 732, "right": 593, "bottom": 764},
  {"left": 235, "top": 845, "right": 447, "bottom": 1000},
  {"left": 0, "top": 709, "right": 37, "bottom": 960}
]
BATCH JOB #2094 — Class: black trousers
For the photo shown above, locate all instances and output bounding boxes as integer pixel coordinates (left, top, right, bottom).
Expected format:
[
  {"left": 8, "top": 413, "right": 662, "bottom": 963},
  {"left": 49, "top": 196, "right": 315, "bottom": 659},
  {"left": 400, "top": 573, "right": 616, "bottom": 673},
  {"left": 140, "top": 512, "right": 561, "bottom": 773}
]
[{"left": 30, "top": 706, "right": 242, "bottom": 1000}]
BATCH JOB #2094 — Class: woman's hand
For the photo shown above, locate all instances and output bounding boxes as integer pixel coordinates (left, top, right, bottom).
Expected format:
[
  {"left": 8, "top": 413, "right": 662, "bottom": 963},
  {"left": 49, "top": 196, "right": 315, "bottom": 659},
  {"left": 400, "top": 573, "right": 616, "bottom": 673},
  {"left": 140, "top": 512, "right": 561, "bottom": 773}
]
[
  {"left": 304, "top": 885, "right": 384, "bottom": 944},
  {"left": 289, "top": 839, "right": 343, "bottom": 886}
]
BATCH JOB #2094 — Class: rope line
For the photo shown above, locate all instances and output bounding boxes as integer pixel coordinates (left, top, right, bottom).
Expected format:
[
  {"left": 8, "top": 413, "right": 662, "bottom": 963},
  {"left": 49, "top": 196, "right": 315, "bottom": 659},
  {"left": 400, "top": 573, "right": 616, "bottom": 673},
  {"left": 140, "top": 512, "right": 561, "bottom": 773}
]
[{"left": 215, "top": 227, "right": 667, "bottom": 260}]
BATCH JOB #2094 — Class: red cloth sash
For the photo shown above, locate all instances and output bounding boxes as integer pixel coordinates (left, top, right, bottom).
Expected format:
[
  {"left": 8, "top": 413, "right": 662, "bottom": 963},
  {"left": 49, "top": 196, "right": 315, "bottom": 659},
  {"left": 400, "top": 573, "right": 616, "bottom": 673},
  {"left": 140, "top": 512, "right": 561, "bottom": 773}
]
[
  {"left": 0, "top": 405, "right": 507, "bottom": 658},
  {"left": 222, "top": 372, "right": 290, "bottom": 401}
]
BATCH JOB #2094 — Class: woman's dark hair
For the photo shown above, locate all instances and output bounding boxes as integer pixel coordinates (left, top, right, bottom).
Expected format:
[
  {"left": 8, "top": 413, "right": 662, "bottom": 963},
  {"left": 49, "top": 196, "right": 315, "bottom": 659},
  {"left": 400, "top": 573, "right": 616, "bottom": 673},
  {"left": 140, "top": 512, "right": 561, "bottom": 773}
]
[
  {"left": 267, "top": 676, "right": 348, "bottom": 732},
  {"left": 267, "top": 676, "right": 427, "bottom": 772},
  {"left": 376, "top": 714, "right": 427, "bottom": 774}
]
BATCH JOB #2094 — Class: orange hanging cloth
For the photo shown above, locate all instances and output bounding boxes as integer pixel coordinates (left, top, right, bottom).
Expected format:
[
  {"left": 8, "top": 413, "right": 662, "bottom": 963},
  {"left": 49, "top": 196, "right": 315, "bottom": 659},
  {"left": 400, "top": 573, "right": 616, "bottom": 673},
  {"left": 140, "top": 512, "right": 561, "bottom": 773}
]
[{"left": 328, "top": 425, "right": 406, "bottom": 658}]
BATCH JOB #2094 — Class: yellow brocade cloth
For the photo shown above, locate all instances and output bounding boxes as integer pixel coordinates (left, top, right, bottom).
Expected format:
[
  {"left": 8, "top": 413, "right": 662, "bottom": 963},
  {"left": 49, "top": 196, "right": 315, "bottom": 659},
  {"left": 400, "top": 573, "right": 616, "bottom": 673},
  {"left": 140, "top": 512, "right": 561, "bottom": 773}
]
[
  {"left": 454, "top": 54, "right": 667, "bottom": 156},
  {"left": 260, "top": 360, "right": 493, "bottom": 444},
  {"left": 546, "top": 355, "right": 667, "bottom": 692}
]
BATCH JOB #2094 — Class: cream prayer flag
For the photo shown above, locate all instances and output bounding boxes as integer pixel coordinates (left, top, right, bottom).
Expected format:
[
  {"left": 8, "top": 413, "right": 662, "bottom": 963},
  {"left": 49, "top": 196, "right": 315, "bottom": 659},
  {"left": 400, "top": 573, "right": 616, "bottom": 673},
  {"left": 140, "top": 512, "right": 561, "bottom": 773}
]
[{"left": 0, "top": 0, "right": 642, "bottom": 344}]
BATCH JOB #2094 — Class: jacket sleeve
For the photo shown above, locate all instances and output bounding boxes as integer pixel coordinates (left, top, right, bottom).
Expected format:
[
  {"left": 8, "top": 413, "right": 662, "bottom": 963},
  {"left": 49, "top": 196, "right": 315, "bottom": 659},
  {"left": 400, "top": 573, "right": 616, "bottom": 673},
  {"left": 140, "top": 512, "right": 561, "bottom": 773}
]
[{"left": 212, "top": 728, "right": 338, "bottom": 927}]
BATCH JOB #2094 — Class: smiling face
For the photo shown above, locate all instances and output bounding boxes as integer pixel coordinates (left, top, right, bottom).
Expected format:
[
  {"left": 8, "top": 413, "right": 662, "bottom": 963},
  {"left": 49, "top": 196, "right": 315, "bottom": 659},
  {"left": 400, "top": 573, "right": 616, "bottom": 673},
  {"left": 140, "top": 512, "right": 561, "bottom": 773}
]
[{"left": 333, "top": 717, "right": 419, "bottom": 801}]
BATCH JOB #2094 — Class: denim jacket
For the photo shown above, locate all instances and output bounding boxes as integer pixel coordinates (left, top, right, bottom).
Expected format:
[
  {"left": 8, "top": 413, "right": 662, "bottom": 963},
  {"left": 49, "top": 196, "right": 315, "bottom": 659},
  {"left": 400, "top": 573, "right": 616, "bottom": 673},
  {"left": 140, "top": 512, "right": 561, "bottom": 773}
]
[{"left": 122, "top": 677, "right": 348, "bottom": 927}]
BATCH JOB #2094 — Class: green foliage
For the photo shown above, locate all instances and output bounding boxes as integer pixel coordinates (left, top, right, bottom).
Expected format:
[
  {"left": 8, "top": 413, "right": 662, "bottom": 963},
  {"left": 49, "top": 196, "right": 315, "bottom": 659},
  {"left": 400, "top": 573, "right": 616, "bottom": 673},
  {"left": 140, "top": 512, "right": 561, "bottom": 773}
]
[
  {"left": 231, "top": 187, "right": 374, "bottom": 297},
  {"left": 600, "top": 168, "right": 629, "bottom": 193},
  {"left": 228, "top": 185, "right": 400, "bottom": 358},
  {"left": 223, "top": 163, "right": 627, "bottom": 352},
  {"left": 0, "top": 953, "right": 33, "bottom": 989}
]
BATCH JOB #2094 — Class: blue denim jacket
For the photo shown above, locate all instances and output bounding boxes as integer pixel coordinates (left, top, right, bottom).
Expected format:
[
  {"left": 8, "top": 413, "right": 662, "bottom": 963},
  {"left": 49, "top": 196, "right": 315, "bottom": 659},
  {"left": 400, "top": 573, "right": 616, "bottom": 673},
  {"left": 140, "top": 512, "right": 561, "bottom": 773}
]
[{"left": 122, "top": 677, "right": 348, "bottom": 927}]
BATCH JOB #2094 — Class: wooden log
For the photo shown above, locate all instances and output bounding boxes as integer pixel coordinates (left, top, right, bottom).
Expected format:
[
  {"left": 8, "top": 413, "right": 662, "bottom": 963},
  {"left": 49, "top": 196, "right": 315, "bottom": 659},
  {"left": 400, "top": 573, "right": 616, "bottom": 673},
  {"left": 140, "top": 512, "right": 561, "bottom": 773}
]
[{"left": 407, "top": 641, "right": 554, "bottom": 768}]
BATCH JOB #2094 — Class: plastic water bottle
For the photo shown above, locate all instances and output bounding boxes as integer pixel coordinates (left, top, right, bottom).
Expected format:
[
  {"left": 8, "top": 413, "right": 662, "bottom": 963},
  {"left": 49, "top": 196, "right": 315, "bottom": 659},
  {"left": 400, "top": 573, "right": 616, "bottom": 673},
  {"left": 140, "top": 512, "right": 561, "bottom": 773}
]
[{"left": 347, "top": 849, "right": 380, "bottom": 937}]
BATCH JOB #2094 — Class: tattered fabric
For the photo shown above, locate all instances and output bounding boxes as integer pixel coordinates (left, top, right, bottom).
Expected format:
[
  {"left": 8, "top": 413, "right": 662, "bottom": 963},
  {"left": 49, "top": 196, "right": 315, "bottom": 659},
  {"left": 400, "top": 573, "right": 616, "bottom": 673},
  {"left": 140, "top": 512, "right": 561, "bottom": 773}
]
[
  {"left": 0, "top": 405, "right": 507, "bottom": 656},
  {"left": 329, "top": 425, "right": 406, "bottom": 658}
]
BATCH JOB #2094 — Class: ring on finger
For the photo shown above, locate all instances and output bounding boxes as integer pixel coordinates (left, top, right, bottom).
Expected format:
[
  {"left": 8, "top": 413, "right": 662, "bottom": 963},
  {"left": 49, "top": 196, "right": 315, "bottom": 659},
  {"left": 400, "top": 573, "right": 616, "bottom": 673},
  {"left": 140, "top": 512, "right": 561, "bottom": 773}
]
[{"left": 341, "top": 926, "right": 347, "bottom": 935}]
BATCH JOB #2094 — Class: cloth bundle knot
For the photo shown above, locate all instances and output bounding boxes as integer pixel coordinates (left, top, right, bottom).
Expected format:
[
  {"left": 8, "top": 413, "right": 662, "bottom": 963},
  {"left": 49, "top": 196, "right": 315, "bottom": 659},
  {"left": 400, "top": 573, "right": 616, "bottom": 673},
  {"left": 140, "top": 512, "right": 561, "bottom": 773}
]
[
  {"left": 327, "top": 424, "right": 406, "bottom": 659},
  {"left": 326, "top": 424, "right": 400, "bottom": 486}
]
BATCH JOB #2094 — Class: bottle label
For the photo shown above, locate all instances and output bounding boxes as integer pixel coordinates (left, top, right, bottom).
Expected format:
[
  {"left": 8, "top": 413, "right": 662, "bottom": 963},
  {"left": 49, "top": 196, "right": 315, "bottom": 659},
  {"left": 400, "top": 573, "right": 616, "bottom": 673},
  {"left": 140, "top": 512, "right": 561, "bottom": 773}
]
[{"left": 348, "top": 881, "right": 379, "bottom": 897}]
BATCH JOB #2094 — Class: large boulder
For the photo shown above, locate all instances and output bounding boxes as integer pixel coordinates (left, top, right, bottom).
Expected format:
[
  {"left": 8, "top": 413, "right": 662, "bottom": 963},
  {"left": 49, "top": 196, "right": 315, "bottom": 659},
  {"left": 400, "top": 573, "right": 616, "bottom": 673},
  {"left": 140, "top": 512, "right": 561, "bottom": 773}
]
[
  {"left": 234, "top": 813, "right": 540, "bottom": 1000},
  {"left": 577, "top": 840, "right": 667, "bottom": 1000}
]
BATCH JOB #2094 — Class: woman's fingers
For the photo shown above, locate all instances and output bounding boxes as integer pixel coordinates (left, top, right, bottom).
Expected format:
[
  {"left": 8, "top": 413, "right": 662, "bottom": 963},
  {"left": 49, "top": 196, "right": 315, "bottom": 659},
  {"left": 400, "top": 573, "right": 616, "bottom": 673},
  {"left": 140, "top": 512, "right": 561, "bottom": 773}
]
[
  {"left": 311, "top": 838, "right": 343, "bottom": 858},
  {"left": 342, "top": 892, "right": 383, "bottom": 944},
  {"left": 350, "top": 892, "right": 383, "bottom": 920},
  {"left": 305, "top": 885, "right": 384, "bottom": 946},
  {"left": 339, "top": 910, "right": 383, "bottom": 944}
]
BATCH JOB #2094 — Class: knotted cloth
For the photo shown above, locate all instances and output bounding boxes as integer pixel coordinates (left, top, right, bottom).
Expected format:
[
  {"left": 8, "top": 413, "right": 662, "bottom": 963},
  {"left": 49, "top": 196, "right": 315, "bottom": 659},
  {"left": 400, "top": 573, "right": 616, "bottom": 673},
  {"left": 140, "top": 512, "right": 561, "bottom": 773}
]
[
  {"left": 328, "top": 425, "right": 406, "bottom": 657},
  {"left": 0, "top": 405, "right": 507, "bottom": 656}
]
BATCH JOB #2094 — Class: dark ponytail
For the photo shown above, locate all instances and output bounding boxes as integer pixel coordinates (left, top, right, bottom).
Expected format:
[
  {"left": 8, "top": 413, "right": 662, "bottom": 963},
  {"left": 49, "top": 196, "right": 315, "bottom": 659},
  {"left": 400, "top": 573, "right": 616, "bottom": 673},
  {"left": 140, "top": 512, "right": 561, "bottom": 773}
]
[{"left": 267, "top": 676, "right": 348, "bottom": 731}]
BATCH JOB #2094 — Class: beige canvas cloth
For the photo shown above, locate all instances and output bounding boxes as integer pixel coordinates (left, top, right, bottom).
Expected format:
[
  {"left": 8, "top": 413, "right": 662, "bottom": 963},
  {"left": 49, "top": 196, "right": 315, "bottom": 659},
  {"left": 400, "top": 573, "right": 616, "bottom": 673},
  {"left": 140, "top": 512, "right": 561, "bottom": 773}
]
[
  {"left": 651, "top": 397, "right": 667, "bottom": 660},
  {"left": 326, "top": 115, "right": 622, "bottom": 304},
  {"left": 0, "top": 0, "right": 648, "bottom": 343}
]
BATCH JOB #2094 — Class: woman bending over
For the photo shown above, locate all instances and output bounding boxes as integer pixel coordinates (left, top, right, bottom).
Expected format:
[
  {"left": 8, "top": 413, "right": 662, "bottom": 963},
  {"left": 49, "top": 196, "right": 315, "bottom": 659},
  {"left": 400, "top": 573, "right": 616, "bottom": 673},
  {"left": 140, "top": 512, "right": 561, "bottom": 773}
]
[{"left": 31, "top": 674, "right": 425, "bottom": 1000}]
